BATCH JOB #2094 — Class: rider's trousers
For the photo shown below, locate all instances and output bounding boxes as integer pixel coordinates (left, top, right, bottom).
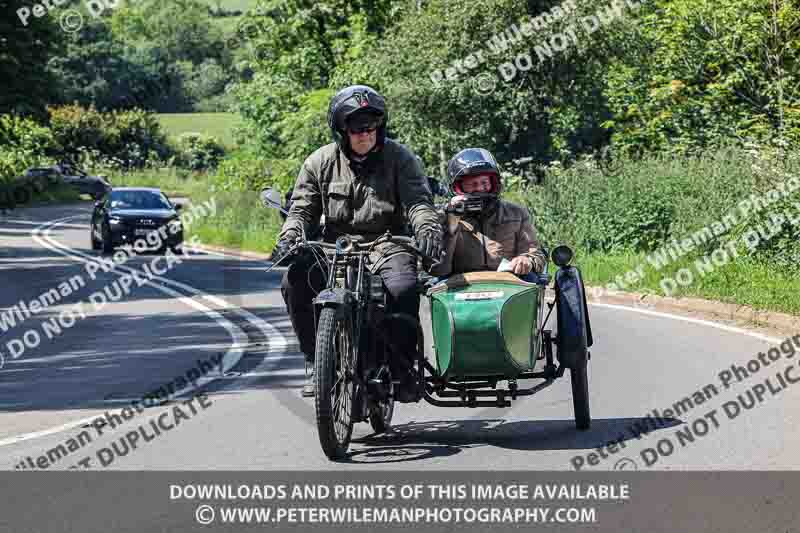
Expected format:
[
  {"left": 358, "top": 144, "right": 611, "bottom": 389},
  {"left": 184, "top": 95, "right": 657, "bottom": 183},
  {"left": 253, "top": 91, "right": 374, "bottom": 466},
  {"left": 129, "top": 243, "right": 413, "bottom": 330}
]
[{"left": 280, "top": 253, "right": 419, "bottom": 368}]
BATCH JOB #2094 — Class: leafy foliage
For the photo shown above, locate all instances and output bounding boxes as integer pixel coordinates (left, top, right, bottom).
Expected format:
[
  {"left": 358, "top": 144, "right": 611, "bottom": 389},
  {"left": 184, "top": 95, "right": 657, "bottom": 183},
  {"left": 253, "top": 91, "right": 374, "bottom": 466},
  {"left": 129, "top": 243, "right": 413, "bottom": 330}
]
[
  {"left": 48, "top": 105, "right": 171, "bottom": 168},
  {"left": 215, "top": 149, "right": 272, "bottom": 191},
  {"left": 514, "top": 147, "right": 760, "bottom": 253},
  {"left": 175, "top": 132, "right": 226, "bottom": 170},
  {"left": 603, "top": 0, "right": 800, "bottom": 154},
  {"left": 0, "top": 0, "right": 62, "bottom": 117},
  {"left": 232, "top": 0, "right": 394, "bottom": 189},
  {"left": 0, "top": 115, "right": 56, "bottom": 182}
]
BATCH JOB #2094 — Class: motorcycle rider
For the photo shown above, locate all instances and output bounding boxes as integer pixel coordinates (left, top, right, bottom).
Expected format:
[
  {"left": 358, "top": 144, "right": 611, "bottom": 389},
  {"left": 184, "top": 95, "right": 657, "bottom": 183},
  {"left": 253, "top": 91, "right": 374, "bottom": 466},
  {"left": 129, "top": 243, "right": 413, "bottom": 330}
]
[
  {"left": 432, "top": 148, "right": 547, "bottom": 277},
  {"left": 272, "top": 85, "right": 443, "bottom": 398}
]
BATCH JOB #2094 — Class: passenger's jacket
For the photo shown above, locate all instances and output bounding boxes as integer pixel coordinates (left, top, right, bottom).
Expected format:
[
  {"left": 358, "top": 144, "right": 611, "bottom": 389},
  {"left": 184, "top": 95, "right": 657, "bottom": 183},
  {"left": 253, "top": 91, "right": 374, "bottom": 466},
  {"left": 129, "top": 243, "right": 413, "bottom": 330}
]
[
  {"left": 279, "top": 139, "right": 440, "bottom": 265},
  {"left": 431, "top": 199, "right": 547, "bottom": 276}
]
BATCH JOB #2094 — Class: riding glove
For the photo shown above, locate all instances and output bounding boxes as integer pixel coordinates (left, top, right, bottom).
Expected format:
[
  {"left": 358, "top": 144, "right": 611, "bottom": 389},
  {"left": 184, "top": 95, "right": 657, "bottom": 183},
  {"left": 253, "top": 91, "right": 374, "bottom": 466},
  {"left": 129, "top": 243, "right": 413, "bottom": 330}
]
[
  {"left": 416, "top": 227, "right": 444, "bottom": 260},
  {"left": 271, "top": 238, "right": 294, "bottom": 264}
]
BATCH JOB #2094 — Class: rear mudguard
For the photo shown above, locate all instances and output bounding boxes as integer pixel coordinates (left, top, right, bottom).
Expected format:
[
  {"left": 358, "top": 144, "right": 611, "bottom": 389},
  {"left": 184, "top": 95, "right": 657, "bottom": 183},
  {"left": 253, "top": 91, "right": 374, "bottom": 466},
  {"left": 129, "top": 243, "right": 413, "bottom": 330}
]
[
  {"left": 554, "top": 266, "right": 593, "bottom": 368},
  {"left": 313, "top": 289, "right": 355, "bottom": 319}
]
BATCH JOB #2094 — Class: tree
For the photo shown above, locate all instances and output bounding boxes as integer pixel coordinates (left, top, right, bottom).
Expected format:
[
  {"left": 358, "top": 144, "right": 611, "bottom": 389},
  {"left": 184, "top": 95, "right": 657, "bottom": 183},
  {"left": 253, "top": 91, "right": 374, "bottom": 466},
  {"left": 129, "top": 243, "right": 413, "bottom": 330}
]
[
  {"left": 603, "top": 0, "right": 800, "bottom": 154},
  {"left": 331, "top": 0, "right": 622, "bottom": 174},
  {"left": 0, "top": 0, "right": 62, "bottom": 117},
  {"left": 232, "top": 0, "right": 395, "bottom": 187}
]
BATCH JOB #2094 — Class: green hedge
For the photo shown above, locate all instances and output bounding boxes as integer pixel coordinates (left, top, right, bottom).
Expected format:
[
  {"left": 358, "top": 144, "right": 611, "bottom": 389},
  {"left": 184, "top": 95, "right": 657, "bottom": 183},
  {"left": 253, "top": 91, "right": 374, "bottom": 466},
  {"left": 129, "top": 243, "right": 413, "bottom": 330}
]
[
  {"left": 512, "top": 146, "right": 798, "bottom": 262},
  {"left": 174, "top": 132, "right": 226, "bottom": 170},
  {"left": 48, "top": 105, "right": 171, "bottom": 168},
  {"left": 0, "top": 115, "right": 56, "bottom": 182}
]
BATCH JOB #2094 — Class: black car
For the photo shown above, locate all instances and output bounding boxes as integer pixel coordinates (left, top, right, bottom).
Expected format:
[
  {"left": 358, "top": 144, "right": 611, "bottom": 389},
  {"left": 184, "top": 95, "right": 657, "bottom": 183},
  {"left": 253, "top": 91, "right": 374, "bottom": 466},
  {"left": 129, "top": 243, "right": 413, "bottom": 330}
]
[
  {"left": 91, "top": 188, "right": 184, "bottom": 254},
  {"left": 25, "top": 163, "right": 111, "bottom": 198}
]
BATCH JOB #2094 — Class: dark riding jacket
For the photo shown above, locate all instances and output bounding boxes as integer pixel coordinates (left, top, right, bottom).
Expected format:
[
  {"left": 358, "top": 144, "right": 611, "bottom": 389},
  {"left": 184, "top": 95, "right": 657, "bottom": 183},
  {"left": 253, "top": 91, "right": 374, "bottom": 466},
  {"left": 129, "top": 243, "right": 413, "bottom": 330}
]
[{"left": 279, "top": 139, "right": 440, "bottom": 266}]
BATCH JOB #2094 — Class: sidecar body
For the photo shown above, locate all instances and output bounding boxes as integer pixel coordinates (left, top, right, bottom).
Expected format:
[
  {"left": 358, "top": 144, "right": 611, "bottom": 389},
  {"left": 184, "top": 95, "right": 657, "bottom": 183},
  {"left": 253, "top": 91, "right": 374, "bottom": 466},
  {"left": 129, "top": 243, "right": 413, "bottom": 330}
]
[
  {"left": 427, "top": 272, "right": 543, "bottom": 380},
  {"left": 420, "top": 263, "right": 592, "bottom": 429}
]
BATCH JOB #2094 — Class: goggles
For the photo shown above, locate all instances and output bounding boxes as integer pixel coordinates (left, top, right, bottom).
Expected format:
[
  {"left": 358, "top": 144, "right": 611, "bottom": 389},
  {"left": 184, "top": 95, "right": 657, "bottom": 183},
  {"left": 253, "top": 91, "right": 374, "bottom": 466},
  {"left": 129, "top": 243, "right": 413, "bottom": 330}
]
[{"left": 346, "top": 116, "right": 382, "bottom": 134}]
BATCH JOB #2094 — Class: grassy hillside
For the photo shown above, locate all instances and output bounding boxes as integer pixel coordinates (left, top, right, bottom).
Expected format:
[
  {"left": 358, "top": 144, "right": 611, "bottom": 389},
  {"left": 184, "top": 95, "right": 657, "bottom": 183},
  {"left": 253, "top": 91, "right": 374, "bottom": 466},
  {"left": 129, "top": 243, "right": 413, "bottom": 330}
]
[{"left": 156, "top": 113, "right": 242, "bottom": 148}]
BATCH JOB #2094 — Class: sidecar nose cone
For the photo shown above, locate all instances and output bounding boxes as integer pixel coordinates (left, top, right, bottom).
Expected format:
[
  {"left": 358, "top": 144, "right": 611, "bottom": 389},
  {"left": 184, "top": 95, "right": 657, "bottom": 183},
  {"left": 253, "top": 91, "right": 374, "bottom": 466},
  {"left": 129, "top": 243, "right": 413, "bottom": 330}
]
[{"left": 552, "top": 245, "right": 573, "bottom": 267}]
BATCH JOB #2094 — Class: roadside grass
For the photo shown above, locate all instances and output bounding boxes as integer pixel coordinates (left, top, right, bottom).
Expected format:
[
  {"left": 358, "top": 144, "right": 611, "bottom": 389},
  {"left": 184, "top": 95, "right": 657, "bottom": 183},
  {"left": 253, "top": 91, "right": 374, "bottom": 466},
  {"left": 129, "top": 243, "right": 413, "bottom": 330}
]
[
  {"left": 579, "top": 252, "right": 800, "bottom": 316},
  {"left": 155, "top": 113, "right": 242, "bottom": 148},
  {"left": 190, "top": 192, "right": 280, "bottom": 253},
  {"left": 508, "top": 146, "right": 800, "bottom": 317},
  {"left": 108, "top": 167, "right": 206, "bottom": 198}
]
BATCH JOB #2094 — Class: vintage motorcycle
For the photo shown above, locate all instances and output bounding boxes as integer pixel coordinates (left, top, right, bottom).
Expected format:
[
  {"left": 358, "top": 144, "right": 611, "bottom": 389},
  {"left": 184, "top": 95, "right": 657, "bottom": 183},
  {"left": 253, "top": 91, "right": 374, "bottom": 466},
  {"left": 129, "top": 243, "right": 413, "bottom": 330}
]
[{"left": 262, "top": 188, "right": 593, "bottom": 460}]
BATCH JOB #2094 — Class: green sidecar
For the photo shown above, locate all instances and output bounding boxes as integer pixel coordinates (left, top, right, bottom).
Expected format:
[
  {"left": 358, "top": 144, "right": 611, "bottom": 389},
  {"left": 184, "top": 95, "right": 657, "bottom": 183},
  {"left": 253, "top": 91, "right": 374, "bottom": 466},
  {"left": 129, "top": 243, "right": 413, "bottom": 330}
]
[{"left": 421, "top": 248, "right": 593, "bottom": 430}]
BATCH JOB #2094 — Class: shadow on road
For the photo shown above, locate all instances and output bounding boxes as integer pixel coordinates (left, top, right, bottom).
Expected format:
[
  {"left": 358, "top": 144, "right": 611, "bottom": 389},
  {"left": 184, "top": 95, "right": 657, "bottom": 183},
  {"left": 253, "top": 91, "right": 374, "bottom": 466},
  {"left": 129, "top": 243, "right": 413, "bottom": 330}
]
[{"left": 343, "top": 416, "right": 682, "bottom": 463}]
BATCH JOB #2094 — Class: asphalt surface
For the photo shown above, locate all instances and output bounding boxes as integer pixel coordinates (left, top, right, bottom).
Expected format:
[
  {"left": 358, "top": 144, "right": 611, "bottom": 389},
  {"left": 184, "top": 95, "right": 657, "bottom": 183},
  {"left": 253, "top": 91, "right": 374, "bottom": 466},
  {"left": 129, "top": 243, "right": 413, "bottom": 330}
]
[{"left": 1, "top": 202, "right": 798, "bottom": 471}]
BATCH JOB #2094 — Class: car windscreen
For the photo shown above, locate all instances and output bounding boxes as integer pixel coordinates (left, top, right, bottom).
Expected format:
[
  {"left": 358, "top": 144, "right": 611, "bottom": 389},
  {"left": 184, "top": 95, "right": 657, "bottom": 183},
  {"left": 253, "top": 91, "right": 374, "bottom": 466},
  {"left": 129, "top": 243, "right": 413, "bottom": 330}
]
[{"left": 110, "top": 191, "right": 172, "bottom": 210}]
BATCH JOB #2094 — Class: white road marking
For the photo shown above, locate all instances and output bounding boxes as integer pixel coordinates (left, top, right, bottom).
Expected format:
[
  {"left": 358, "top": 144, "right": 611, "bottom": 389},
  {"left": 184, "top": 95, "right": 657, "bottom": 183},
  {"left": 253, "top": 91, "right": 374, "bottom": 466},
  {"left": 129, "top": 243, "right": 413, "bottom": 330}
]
[
  {"left": 2, "top": 219, "right": 46, "bottom": 225},
  {"left": 0, "top": 215, "right": 246, "bottom": 449},
  {"left": 589, "top": 303, "right": 783, "bottom": 344},
  {"left": 0, "top": 211, "right": 296, "bottom": 449}
]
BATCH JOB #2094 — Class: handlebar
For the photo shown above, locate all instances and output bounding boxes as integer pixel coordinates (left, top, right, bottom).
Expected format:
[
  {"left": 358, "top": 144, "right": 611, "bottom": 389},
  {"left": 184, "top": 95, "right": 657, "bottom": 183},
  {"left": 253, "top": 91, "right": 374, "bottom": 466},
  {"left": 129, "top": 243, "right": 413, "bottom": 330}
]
[
  {"left": 295, "top": 234, "right": 414, "bottom": 251},
  {"left": 259, "top": 189, "right": 271, "bottom": 208},
  {"left": 288, "top": 234, "right": 436, "bottom": 262}
]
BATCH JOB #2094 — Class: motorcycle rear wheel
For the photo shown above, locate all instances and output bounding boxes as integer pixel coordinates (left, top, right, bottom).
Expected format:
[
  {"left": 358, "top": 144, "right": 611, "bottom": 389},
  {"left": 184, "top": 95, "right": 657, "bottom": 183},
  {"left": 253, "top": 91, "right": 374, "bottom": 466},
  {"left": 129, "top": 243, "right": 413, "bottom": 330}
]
[{"left": 314, "top": 307, "right": 357, "bottom": 460}]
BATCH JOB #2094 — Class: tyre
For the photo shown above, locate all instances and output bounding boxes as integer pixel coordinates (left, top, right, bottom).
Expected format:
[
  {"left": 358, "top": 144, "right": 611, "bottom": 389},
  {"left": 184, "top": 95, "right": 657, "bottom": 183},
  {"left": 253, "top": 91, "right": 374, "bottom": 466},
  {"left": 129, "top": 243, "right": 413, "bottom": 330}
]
[
  {"left": 91, "top": 225, "right": 101, "bottom": 250},
  {"left": 314, "top": 307, "right": 357, "bottom": 460},
  {"left": 101, "top": 224, "right": 114, "bottom": 254},
  {"left": 570, "top": 362, "right": 590, "bottom": 430}
]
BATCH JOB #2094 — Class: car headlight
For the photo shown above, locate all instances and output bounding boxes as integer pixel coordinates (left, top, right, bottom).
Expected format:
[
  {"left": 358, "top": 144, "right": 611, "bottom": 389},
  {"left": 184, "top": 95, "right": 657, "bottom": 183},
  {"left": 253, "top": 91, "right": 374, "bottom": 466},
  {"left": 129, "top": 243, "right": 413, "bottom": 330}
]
[{"left": 108, "top": 217, "right": 123, "bottom": 225}]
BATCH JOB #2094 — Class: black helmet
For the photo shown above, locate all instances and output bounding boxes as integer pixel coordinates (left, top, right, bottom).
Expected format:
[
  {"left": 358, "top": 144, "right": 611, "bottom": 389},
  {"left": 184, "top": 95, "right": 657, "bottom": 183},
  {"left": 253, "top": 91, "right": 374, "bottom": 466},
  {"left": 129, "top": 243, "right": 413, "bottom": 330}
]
[
  {"left": 446, "top": 148, "right": 502, "bottom": 195},
  {"left": 327, "top": 85, "right": 387, "bottom": 156}
]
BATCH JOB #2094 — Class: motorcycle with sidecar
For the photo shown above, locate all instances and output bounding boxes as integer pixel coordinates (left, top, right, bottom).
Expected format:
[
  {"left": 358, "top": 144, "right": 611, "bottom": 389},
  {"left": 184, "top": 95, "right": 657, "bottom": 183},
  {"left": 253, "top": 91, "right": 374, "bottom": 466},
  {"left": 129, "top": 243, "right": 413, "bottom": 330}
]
[{"left": 262, "top": 188, "right": 593, "bottom": 460}]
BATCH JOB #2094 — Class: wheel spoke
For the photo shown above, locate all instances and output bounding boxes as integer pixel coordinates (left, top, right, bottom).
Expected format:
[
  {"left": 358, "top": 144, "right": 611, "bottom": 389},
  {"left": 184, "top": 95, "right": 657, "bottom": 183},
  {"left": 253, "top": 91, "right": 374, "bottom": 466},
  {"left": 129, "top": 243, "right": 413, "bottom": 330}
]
[
  {"left": 329, "top": 377, "right": 342, "bottom": 397},
  {"left": 332, "top": 386, "right": 343, "bottom": 418}
]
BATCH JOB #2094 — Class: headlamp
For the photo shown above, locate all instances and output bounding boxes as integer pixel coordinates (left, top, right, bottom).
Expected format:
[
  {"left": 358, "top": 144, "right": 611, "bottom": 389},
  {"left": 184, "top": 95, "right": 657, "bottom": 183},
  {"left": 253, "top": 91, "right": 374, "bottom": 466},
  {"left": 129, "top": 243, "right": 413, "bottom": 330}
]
[{"left": 335, "top": 235, "right": 355, "bottom": 253}]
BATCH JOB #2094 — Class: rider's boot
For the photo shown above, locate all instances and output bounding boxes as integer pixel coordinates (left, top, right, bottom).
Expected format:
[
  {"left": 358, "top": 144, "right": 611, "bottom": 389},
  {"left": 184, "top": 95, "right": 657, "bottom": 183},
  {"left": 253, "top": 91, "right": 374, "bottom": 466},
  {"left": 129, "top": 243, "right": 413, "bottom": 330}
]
[
  {"left": 394, "top": 367, "right": 420, "bottom": 403},
  {"left": 302, "top": 360, "right": 314, "bottom": 397}
]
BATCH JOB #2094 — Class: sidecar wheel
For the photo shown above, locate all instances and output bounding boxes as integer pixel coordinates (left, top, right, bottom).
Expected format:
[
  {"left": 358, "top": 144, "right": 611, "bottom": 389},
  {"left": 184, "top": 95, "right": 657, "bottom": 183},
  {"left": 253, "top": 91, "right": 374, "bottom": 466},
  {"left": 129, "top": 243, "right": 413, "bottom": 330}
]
[
  {"left": 570, "top": 363, "right": 590, "bottom": 430},
  {"left": 314, "top": 307, "right": 357, "bottom": 460}
]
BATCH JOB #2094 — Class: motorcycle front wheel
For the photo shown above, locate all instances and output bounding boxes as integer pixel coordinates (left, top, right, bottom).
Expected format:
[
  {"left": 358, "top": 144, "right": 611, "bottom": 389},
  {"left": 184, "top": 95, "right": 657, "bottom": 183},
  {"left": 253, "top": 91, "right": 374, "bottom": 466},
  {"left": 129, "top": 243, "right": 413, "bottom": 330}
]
[{"left": 314, "top": 307, "right": 357, "bottom": 460}]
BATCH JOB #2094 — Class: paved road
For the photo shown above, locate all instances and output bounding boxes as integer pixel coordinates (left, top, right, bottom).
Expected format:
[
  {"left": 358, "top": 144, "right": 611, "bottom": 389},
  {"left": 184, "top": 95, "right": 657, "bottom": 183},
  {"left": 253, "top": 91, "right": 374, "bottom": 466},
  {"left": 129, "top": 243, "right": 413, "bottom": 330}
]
[{"left": 0, "top": 202, "right": 798, "bottom": 471}]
